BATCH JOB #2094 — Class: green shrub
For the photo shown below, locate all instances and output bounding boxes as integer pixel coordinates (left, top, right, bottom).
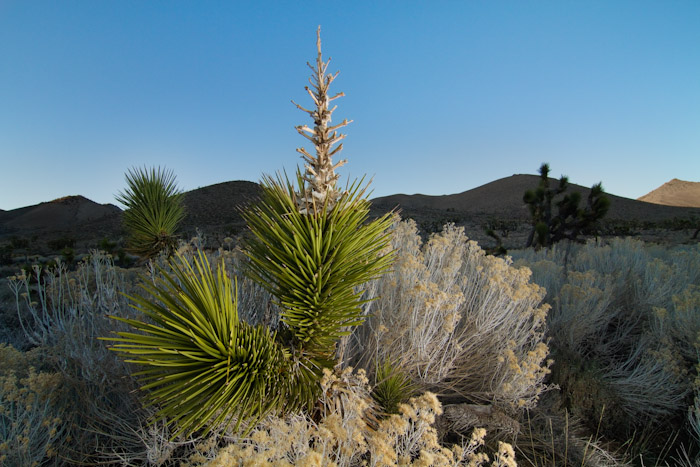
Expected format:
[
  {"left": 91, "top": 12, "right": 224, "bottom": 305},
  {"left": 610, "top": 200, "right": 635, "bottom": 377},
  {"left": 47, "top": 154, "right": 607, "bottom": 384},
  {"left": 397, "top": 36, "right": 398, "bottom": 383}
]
[
  {"left": 47, "top": 236, "right": 75, "bottom": 251},
  {"left": 99, "top": 236, "right": 118, "bottom": 253},
  {"left": 108, "top": 251, "right": 289, "bottom": 437},
  {"left": 371, "top": 358, "right": 417, "bottom": 415}
]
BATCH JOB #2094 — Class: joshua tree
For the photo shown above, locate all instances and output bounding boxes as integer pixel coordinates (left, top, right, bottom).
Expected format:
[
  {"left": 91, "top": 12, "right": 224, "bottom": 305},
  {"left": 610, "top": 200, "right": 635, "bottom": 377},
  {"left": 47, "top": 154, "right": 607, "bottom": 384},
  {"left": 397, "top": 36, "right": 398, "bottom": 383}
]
[
  {"left": 116, "top": 166, "right": 185, "bottom": 258},
  {"left": 108, "top": 28, "right": 394, "bottom": 437},
  {"left": 524, "top": 163, "right": 610, "bottom": 248}
]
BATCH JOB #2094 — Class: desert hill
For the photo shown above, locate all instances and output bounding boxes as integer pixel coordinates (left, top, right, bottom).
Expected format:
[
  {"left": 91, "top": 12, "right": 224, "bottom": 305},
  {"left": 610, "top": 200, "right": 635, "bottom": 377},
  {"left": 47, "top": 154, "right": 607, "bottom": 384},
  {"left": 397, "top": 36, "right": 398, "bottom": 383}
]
[
  {"left": 371, "top": 174, "right": 700, "bottom": 223},
  {"left": 0, "top": 195, "right": 122, "bottom": 242},
  {"left": 1, "top": 176, "right": 699, "bottom": 253},
  {"left": 0, "top": 182, "right": 263, "bottom": 248},
  {"left": 638, "top": 179, "right": 700, "bottom": 208},
  {"left": 180, "top": 181, "right": 262, "bottom": 238}
]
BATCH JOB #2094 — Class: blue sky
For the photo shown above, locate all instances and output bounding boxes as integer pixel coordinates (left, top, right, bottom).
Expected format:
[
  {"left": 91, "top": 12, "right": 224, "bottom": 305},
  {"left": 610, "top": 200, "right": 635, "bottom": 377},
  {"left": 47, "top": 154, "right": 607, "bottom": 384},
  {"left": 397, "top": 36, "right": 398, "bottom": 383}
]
[{"left": 1, "top": 1, "right": 698, "bottom": 211}]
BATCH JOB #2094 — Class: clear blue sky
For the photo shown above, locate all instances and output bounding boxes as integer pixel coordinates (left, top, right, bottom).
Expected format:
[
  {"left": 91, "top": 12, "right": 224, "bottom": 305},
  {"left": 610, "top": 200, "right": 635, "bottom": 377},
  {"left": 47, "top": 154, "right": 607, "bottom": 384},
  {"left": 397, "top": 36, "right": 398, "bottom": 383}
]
[{"left": 1, "top": 1, "right": 699, "bottom": 211}]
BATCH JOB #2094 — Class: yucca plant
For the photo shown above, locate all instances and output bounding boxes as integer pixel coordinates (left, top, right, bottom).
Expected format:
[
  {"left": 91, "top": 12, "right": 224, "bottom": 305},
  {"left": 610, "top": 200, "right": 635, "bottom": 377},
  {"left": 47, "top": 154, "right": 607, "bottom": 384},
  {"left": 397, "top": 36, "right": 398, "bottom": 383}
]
[
  {"left": 242, "top": 27, "right": 394, "bottom": 366},
  {"left": 107, "top": 27, "right": 394, "bottom": 438},
  {"left": 372, "top": 358, "right": 417, "bottom": 415},
  {"left": 116, "top": 166, "right": 185, "bottom": 258},
  {"left": 106, "top": 251, "right": 288, "bottom": 437}
]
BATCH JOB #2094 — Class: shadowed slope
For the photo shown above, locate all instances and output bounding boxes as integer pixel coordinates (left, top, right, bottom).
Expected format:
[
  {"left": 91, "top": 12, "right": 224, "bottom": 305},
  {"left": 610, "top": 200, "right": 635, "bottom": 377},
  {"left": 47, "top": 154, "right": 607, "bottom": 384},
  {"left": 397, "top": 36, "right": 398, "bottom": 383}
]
[
  {"left": 371, "top": 174, "right": 700, "bottom": 222},
  {"left": 0, "top": 195, "right": 122, "bottom": 241},
  {"left": 2, "top": 176, "right": 698, "bottom": 250}
]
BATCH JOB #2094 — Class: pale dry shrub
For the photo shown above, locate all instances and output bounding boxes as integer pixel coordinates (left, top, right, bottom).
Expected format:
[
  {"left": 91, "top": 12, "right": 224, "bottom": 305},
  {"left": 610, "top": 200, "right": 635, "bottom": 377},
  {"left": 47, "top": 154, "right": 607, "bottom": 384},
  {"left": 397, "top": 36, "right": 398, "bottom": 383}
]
[
  {"left": 190, "top": 367, "right": 514, "bottom": 467},
  {"left": 601, "top": 337, "right": 689, "bottom": 421},
  {"left": 652, "top": 285, "right": 700, "bottom": 362},
  {"left": 5, "top": 251, "right": 197, "bottom": 464},
  {"left": 511, "top": 238, "right": 700, "bottom": 458},
  {"left": 0, "top": 344, "right": 66, "bottom": 467},
  {"left": 549, "top": 270, "right": 615, "bottom": 357},
  {"left": 345, "top": 218, "right": 551, "bottom": 412}
]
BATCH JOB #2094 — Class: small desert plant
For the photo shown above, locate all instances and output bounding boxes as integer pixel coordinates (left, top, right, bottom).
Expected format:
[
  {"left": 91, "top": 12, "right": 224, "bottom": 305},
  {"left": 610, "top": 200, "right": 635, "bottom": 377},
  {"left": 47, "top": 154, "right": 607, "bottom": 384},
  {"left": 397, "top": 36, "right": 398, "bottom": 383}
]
[
  {"left": 9, "top": 235, "right": 30, "bottom": 250},
  {"left": 524, "top": 163, "right": 610, "bottom": 249},
  {"left": 116, "top": 166, "right": 185, "bottom": 258},
  {"left": 47, "top": 235, "right": 75, "bottom": 251},
  {"left": 372, "top": 358, "right": 417, "bottom": 415},
  {"left": 99, "top": 236, "right": 118, "bottom": 254}
]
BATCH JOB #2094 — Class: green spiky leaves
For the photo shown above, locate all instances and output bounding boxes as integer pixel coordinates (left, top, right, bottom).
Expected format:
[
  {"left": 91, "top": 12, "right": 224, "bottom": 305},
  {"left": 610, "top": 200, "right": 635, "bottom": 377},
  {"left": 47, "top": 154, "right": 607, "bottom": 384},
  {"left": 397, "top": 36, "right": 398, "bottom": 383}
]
[
  {"left": 372, "top": 358, "right": 417, "bottom": 415},
  {"left": 242, "top": 171, "right": 394, "bottom": 357},
  {"left": 107, "top": 252, "right": 288, "bottom": 437},
  {"left": 116, "top": 166, "right": 185, "bottom": 258}
]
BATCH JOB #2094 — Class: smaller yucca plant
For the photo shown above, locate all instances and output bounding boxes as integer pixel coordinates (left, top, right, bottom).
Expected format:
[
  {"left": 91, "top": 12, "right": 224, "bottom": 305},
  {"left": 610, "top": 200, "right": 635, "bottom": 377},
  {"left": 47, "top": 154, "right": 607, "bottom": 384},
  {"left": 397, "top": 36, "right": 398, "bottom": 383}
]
[
  {"left": 116, "top": 166, "right": 185, "bottom": 258},
  {"left": 372, "top": 358, "right": 417, "bottom": 415},
  {"left": 106, "top": 252, "right": 288, "bottom": 437}
]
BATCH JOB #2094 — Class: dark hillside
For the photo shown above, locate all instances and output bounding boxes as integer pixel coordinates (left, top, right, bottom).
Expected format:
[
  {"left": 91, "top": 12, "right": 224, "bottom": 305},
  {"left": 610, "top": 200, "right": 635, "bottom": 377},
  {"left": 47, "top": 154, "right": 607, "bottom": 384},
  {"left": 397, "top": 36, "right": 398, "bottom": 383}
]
[
  {"left": 370, "top": 175, "right": 700, "bottom": 246},
  {"left": 2, "top": 176, "right": 698, "bottom": 253},
  {"left": 0, "top": 195, "right": 122, "bottom": 246},
  {"left": 180, "top": 181, "right": 262, "bottom": 239}
]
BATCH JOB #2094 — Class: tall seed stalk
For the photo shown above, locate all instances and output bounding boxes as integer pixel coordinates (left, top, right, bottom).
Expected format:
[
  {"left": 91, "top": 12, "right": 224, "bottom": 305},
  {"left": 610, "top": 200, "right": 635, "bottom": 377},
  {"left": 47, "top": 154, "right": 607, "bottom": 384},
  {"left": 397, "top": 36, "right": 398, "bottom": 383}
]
[{"left": 292, "top": 26, "right": 351, "bottom": 215}]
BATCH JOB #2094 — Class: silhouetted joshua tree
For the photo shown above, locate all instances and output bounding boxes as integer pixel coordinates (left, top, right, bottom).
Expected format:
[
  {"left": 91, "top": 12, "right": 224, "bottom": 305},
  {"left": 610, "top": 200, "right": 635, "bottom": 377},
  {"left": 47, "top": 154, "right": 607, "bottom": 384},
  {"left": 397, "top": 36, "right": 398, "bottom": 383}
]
[{"left": 524, "top": 163, "right": 610, "bottom": 249}]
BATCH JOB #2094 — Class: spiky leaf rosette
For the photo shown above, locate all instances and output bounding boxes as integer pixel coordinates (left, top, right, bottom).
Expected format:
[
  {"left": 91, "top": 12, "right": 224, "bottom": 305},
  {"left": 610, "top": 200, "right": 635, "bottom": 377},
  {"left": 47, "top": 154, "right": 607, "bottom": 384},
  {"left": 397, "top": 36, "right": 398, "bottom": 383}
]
[
  {"left": 242, "top": 171, "right": 394, "bottom": 359},
  {"left": 116, "top": 166, "right": 185, "bottom": 258},
  {"left": 372, "top": 358, "right": 417, "bottom": 416},
  {"left": 106, "top": 251, "right": 288, "bottom": 437}
]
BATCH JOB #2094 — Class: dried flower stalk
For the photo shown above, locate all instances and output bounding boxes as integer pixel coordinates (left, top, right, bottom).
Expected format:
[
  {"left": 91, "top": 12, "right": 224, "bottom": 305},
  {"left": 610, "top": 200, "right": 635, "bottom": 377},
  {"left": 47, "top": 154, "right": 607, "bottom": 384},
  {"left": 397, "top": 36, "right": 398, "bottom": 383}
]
[{"left": 292, "top": 26, "right": 352, "bottom": 214}]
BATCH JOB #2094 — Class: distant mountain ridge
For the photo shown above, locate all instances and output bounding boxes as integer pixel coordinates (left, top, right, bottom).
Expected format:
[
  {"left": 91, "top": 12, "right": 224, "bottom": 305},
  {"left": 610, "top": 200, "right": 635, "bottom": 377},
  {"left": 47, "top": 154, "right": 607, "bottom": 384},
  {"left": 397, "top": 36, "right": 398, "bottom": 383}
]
[
  {"left": 638, "top": 179, "right": 700, "bottom": 208},
  {"left": 370, "top": 174, "right": 699, "bottom": 222},
  {"left": 1, "top": 176, "right": 699, "bottom": 249},
  {"left": 0, "top": 195, "right": 121, "bottom": 240}
]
